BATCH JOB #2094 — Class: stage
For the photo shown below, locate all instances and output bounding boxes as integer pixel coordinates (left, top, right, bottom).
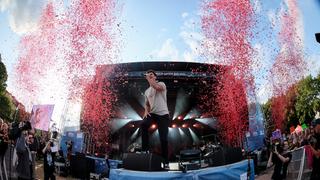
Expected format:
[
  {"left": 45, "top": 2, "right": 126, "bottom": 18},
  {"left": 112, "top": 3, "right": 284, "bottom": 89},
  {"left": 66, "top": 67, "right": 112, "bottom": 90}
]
[{"left": 109, "top": 159, "right": 254, "bottom": 180}]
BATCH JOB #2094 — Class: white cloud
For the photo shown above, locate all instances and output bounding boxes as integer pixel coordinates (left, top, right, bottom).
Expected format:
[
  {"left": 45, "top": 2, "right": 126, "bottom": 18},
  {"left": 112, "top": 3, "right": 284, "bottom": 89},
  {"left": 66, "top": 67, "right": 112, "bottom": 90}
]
[
  {"left": 256, "top": 81, "right": 273, "bottom": 104},
  {"left": 180, "top": 31, "right": 202, "bottom": 62},
  {"left": 306, "top": 54, "right": 320, "bottom": 77},
  {"left": 1, "top": 0, "right": 46, "bottom": 34},
  {"left": 179, "top": 14, "right": 204, "bottom": 62},
  {"left": 182, "top": 12, "right": 188, "bottom": 18},
  {"left": 149, "top": 38, "right": 179, "bottom": 60},
  {"left": 0, "top": 0, "right": 12, "bottom": 11},
  {"left": 267, "top": 9, "right": 277, "bottom": 28},
  {"left": 252, "top": 0, "right": 262, "bottom": 13}
]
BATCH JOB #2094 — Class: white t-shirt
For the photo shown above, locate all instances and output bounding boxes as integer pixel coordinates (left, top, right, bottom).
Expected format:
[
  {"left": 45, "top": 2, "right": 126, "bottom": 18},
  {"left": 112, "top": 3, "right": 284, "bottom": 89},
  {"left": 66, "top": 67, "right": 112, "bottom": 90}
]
[{"left": 145, "top": 82, "right": 169, "bottom": 115}]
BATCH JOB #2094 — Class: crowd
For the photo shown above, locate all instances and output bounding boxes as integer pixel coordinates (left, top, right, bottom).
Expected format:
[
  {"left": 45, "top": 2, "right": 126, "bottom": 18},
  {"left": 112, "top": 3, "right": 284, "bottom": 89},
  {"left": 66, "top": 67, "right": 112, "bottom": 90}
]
[
  {"left": 0, "top": 117, "right": 61, "bottom": 180},
  {"left": 2, "top": 114, "right": 320, "bottom": 180},
  {"left": 266, "top": 118, "right": 320, "bottom": 180}
]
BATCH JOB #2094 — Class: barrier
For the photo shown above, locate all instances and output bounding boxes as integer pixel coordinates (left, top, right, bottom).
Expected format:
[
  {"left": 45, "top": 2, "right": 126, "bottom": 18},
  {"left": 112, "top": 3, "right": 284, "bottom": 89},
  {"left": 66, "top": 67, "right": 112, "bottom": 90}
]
[
  {"left": 287, "top": 147, "right": 312, "bottom": 180},
  {"left": 109, "top": 159, "right": 254, "bottom": 180}
]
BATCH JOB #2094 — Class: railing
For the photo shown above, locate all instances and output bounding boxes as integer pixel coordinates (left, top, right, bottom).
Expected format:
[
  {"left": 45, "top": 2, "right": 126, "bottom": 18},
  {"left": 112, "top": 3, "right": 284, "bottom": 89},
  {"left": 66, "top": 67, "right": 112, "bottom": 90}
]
[{"left": 287, "top": 146, "right": 312, "bottom": 180}]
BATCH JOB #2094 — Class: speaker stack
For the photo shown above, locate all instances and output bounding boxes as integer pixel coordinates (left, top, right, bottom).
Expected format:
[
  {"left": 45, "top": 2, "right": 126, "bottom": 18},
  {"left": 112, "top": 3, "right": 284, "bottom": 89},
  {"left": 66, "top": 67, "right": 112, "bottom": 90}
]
[
  {"left": 70, "top": 153, "right": 95, "bottom": 179},
  {"left": 123, "top": 153, "right": 163, "bottom": 171},
  {"left": 206, "top": 147, "right": 243, "bottom": 167}
]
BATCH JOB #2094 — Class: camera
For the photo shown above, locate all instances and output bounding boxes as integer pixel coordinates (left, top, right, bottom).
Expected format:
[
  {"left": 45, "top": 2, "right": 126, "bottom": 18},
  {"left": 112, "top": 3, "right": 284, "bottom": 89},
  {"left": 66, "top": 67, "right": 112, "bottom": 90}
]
[
  {"left": 51, "top": 131, "right": 58, "bottom": 139},
  {"left": 309, "top": 136, "right": 317, "bottom": 146},
  {"left": 9, "top": 121, "right": 32, "bottom": 140}
]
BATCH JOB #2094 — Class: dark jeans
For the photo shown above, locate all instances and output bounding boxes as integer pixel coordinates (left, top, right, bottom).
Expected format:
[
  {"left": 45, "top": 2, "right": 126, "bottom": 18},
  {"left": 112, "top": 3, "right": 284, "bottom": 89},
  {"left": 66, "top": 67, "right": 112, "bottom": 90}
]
[
  {"left": 44, "top": 166, "right": 55, "bottom": 180},
  {"left": 141, "top": 113, "right": 169, "bottom": 163}
]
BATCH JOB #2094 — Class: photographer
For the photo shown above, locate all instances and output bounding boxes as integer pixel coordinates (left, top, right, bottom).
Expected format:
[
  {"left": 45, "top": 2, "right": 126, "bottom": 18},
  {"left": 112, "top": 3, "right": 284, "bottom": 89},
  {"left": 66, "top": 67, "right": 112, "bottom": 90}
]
[
  {"left": 28, "top": 132, "right": 38, "bottom": 180},
  {"left": 308, "top": 119, "right": 320, "bottom": 180},
  {"left": 267, "top": 140, "right": 292, "bottom": 180},
  {"left": 15, "top": 121, "right": 33, "bottom": 180},
  {"left": 42, "top": 139, "right": 56, "bottom": 180},
  {"left": 16, "top": 127, "right": 33, "bottom": 180}
]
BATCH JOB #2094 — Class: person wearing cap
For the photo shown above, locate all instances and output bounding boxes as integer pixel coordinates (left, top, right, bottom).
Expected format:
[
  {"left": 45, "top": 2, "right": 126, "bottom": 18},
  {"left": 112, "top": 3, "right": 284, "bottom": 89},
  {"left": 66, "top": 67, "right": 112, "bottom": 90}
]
[
  {"left": 141, "top": 69, "right": 170, "bottom": 169},
  {"left": 308, "top": 118, "right": 320, "bottom": 180}
]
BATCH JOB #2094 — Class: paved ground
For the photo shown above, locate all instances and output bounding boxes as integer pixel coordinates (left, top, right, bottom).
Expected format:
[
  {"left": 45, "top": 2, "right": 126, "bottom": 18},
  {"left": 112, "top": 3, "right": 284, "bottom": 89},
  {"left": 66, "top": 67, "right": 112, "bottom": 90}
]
[
  {"left": 35, "top": 161, "right": 77, "bottom": 180},
  {"left": 255, "top": 168, "right": 273, "bottom": 180}
]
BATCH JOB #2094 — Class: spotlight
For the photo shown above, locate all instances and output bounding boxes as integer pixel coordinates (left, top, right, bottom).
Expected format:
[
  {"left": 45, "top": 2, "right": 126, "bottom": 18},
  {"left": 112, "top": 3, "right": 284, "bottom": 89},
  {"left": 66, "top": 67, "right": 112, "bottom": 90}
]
[
  {"left": 182, "top": 124, "right": 188, "bottom": 128},
  {"left": 174, "top": 80, "right": 178, "bottom": 83},
  {"left": 178, "top": 116, "right": 183, "bottom": 120},
  {"left": 316, "top": 33, "right": 320, "bottom": 43},
  {"left": 172, "top": 124, "right": 177, "bottom": 128},
  {"left": 193, "top": 124, "right": 197, "bottom": 128},
  {"left": 151, "top": 124, "right": 157, "bottom": 129},
  {"left": 131, "top": 124, "right": 135, "bottom": 128}
]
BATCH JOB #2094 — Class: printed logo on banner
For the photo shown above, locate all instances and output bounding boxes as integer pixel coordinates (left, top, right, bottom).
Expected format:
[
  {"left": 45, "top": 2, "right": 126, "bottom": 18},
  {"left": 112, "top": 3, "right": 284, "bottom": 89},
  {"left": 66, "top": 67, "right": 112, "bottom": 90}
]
[
  {"left": 240, "top": 172, "right": 247, "bottom": 180},
  {"left": 30, "top": 105, "right": 54, "bottom": 131}
]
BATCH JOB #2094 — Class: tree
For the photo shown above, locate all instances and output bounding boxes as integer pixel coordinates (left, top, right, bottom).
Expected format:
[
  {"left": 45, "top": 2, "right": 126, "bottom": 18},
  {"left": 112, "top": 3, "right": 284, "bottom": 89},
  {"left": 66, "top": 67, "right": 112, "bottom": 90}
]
[
  {"left": 262, "top": 99, "right": 273, "bottom": 136},
  {"left": 0, "top": 54, "right": 8, "bottom": 94},
  {"left": 0, "top": 54, "right": 15, "bottom": 121},
  {"left": 0, "top": 93, "right": 15, "bottom": 120},
  {"left": 295, "top": 75, "right": 320, "bottom": 124}
]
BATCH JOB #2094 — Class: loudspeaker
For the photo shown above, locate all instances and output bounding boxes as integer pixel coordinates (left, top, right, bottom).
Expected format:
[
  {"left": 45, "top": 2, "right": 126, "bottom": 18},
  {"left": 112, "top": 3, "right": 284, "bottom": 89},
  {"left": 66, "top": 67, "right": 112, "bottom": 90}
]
[
  {"left": 70, "top": 154, "right": 95, "bottom": 179},
  {"left": 207, "top": 147, "right": 243, "bottom": 167},
  {"left": 207, "top": 148, "right": 225, "bottom": 167},
  {"left": 316, "top": 33, "right": 320, "bottom": 43},
  {"left": 123, "top": 153, "right": 163, "bottom": 171},
  {"left": 224, "top": 147, "right": 243, "bottom": 165}
]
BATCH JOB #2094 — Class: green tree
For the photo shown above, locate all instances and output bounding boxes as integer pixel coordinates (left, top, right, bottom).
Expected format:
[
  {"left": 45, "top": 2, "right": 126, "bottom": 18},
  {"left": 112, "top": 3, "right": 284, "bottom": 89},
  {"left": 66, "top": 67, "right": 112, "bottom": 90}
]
[
  {"left": 0, "top": 93, "right": 15, "bottom": 120},
  {"left": 0, "top": 54, "right": 8, "bottom": 94},
  {"left": 0, "top": 54, "right": 15, "bottom": 121},
  {"left": 262, "top": 100, "right": 273, "bottom": 136},
  {"left": 295, "top": 75, "right": 320, "bottom": 124},
  {"left": 285, "top": 85, "right": 299, "bottom": 128}
]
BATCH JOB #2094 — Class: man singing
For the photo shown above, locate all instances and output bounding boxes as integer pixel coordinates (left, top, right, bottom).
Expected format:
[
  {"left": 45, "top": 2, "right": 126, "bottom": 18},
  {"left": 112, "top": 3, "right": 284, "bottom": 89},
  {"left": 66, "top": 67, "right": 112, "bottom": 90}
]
[{"left": 141, "top": 70, "right": 170, "bottom": 169}]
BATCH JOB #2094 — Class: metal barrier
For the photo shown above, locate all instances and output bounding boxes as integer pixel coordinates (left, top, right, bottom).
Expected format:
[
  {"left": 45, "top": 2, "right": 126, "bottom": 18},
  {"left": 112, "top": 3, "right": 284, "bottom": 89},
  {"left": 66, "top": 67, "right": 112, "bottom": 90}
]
[{"left": 287, "top": 147, "right": 312, "bottom": 180}]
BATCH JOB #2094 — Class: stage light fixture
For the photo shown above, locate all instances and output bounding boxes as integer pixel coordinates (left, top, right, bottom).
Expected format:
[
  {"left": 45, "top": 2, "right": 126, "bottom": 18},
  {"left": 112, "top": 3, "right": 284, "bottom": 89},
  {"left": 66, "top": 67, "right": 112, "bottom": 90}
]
[
  {"left": 182, "top": 124, "right": 188, "bottom": 128},
  {"left": 178, "top": 116, "right": 183, "bottom": 120},
  {"left": 151, "top": 124, "right": 157, "bottom": 129},
  {"left": 172, "top": 124, "right": 177, "bottom": 128}
]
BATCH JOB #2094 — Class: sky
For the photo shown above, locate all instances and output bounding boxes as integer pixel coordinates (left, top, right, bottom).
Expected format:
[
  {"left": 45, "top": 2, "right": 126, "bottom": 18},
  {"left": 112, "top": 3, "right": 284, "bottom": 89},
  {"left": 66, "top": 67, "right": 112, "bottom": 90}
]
[{"left": 0, "top": 0, "right": 320, "bottom": 128}]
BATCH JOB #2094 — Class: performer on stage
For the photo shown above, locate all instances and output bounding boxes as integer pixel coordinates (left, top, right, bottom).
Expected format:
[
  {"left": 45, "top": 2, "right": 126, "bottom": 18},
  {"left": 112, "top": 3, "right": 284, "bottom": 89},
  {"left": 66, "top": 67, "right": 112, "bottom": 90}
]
[{"left": 141, "top": 70, "right": 170, "bottom": 169}]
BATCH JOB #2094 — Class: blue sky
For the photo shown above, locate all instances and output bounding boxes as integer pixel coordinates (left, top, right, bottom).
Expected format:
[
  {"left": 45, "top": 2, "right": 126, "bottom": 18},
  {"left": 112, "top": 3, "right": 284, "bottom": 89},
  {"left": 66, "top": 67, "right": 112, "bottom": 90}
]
[
  {"left": 119, "top": 0, "right": 202, "bottom": 62},
  {"left": 0, "top": 0, "right": 320, "bottom": 105}
]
